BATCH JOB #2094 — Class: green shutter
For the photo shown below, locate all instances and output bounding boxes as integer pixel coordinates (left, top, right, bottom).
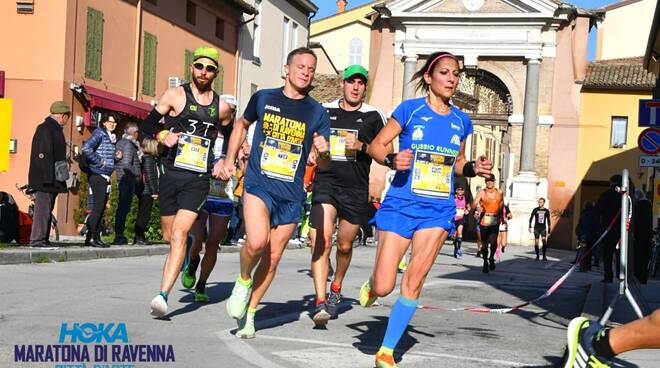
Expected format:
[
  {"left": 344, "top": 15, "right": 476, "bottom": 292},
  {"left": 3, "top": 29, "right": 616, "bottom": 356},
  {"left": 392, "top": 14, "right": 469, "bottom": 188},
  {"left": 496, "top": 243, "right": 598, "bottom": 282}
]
[
  {"left": 213, "top": 65, "right": 224, "bottom": 93},
  {"left": 142, "top": 32, "right": 157, "bottom": 96},
  {"left": 85, "top": 8, "right": 103, "bottom": 80},
  {"left": 184, "top": 49, "right": 193, "bottom": 82}
]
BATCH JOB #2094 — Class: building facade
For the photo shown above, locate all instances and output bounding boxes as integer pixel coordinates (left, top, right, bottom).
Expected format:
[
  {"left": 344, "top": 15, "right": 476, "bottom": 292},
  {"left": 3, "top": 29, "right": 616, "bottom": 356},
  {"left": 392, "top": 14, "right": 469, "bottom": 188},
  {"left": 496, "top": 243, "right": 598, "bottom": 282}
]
[
  {"left": 235, "top": 0, "right": 318, "bottom": 118},
  {"left": 367, "top": 0, "right": 600, "bottom": 247},
  {"left": 0, "top": 0, "right": 254, "bottom": 236},
  {"left": 596, "top": 0, "right": 656, "bottom": 60}
]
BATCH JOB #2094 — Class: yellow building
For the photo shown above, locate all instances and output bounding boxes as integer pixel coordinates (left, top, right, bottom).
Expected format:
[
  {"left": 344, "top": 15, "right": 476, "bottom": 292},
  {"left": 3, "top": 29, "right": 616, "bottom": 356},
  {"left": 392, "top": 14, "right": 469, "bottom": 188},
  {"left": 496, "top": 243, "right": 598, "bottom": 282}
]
[
  {"left": 310, "top": 1, "right": 380, "bottom": 72},
  {"left": 574, "top": 57, "right": 655, "bottom": 235}
]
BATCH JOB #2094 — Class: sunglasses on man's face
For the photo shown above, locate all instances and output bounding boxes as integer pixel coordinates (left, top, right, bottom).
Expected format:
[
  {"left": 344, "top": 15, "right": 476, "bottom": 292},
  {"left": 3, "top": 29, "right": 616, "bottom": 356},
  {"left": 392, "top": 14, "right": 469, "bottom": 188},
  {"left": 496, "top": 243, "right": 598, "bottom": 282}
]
[{"left": 193, "top": 62, "right": 218, "bottom": 73}]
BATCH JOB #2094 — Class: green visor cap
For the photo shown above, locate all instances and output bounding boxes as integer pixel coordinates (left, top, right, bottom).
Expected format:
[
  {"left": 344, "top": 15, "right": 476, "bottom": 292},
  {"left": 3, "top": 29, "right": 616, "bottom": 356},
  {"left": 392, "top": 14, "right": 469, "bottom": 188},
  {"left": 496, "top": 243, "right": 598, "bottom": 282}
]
[
  {"left": 343, "top": 65, "right": 368, "bottom": 80},
  {"left": 193, "top": 46, "right": 220, "bottom": 66}
]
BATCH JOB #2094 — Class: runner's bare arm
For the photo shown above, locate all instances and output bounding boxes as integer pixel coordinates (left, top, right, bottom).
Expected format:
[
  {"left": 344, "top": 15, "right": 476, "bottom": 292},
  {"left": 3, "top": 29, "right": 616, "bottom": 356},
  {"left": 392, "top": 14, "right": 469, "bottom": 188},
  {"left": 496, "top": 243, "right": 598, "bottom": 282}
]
[
  {"left": 471, "top": 190, "right": 483, "bottom": 212},
  {"left": 217, "top": 116, "right": 251, "bottom": 180},
  {"left": 218, "top": 100, "right": 233, "bottom": 126},
  {"left": 367, "top": 118, "right": 402, "bottom": 165}
]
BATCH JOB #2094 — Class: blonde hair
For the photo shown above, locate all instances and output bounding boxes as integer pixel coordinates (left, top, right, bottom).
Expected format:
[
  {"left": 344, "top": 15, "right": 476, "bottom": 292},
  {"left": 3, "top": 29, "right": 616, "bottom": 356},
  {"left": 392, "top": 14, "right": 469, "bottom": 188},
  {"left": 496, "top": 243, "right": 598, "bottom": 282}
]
[{"left": 141, "top": 138, "right": 159, "bottom": 155}]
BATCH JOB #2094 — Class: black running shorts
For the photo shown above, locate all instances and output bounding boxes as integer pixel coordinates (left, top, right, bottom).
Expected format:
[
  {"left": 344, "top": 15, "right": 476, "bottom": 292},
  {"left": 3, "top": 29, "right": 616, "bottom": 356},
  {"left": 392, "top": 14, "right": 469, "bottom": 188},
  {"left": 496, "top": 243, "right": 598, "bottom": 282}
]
[
  {"left": 158, "top": 168, "right": 209, "bottom": 216},
  {"left": 534, "top": 227, "right": 547, "bottom": 239},
  {"left": 312, "top": 182, "right": 371, "bottom": 225}
]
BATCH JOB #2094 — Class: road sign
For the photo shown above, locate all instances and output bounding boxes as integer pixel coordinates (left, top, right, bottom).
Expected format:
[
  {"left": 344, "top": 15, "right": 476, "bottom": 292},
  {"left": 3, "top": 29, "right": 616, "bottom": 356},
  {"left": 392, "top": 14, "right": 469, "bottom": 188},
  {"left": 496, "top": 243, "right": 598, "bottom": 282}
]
[
  {"left": 637, "top": 127, "right": 660, "bottom": 154},
  {"left": 639, "top": 99, "right": 660, "bottom": 127},
  {"left": 639, "top": 155, "right": 660, "bottom": 167}
]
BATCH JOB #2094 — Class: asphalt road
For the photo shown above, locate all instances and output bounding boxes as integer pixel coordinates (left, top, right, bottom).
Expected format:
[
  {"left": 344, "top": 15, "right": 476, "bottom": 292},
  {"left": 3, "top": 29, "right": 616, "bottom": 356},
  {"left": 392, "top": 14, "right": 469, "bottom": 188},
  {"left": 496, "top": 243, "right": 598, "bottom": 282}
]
[{"left": 0, "top": 242, "right": 609, "bottom": 368}]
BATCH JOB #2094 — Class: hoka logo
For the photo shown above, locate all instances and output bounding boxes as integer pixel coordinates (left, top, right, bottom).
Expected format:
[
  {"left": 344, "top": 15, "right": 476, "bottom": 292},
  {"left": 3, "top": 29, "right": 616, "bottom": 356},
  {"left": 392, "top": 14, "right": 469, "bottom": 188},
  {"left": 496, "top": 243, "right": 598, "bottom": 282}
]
[
  {"left": 451, "top": 135, "right": 460, "bottom": 145},
  {"left": 58, "top": 322, "right": 129, "bottom": 344}
]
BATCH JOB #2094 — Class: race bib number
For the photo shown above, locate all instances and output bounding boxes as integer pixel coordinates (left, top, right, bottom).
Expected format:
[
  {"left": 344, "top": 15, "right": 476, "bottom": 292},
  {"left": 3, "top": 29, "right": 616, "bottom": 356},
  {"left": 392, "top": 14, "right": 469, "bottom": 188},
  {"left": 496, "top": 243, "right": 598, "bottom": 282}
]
[
  {"left": 330, "top": 128, "right": 358, "bottom": 162},
  {"left": 213, "top": 136, "right": 225, "bottom": 161},
  {"left": 538, "top": 212, "right": 546, "bottom": 224},
  {"left": 260, "top": 137, "right": 302, "bottom": 182},
  {"left": 482, "top": 214, "right": 498, "bottom": 226},
  {"left": 209, "top": 178, "right": 230, "bottom": 199},
  {"left": 174, "top": 134, "right": 210, "bottom": 173},
  {"left": 411, "top": 150, "right": 455, "bottom": 198}
]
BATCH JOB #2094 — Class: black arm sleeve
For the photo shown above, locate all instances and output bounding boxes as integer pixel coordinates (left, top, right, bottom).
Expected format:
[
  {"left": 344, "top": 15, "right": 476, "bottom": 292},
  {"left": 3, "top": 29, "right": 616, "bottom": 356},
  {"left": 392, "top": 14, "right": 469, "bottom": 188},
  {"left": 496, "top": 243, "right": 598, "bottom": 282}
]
[{"left": 140, "top": 109, "right": 165, "bottom": 139}]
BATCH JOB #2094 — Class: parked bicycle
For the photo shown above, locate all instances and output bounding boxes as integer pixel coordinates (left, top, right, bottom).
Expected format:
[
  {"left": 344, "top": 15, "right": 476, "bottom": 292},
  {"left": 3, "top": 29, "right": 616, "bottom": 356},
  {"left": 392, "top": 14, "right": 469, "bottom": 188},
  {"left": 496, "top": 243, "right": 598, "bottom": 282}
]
[{"left": 16, "top": 183, "right": 60, "bottom": 242}]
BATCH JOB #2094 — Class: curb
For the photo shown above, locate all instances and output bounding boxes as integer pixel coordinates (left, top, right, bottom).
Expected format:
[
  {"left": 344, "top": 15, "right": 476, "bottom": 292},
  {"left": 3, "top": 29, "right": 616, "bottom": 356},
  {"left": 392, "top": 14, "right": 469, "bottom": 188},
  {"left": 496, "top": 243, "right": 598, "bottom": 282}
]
[{"left": 0, "top": 241, "right": 309, "bottom": 266}]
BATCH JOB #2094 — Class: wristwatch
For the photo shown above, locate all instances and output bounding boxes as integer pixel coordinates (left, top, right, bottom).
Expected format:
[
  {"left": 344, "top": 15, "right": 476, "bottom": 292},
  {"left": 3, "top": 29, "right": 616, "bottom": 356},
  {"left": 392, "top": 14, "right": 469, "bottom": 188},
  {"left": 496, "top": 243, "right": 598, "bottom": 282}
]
[{"left": 384, "top": 153, "right": 396, "bottom": 169}]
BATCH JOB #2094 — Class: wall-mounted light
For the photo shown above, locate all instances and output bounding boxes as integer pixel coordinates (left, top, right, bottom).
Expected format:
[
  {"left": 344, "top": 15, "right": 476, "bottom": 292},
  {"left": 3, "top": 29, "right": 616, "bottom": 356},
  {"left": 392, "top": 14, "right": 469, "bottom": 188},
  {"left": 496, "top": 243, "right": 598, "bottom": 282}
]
[
  {"left": 74, "top": 115, "right": 84, "bottom": 132},
  {"left": 9, "top": 139, "right": 17, "bottom": 153},
  {"left": 16, "top": 1, "right": 34, "bottom": 14}
]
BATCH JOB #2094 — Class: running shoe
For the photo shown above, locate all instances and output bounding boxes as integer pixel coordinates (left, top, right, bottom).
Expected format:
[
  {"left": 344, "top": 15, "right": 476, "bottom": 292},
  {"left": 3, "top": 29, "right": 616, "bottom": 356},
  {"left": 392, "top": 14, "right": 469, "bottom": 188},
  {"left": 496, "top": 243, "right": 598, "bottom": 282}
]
[
  {"left": 181, "top": 263, "right": 197, "bottom": 289},
  {"left": 543, "top": 256, "right": 548, "bottom": 261},
  {"left": 482, "top": 260, "right": 489, "bottom": 273},
  {"left": 375, "top": 352, "right": 397, "bottom": 368},
  {"left": 564, "top": 317, "right": 611, "bottom": 368},
  {"left": 359, "top": 279, "right": 377, "bottom": 307},
  {"left": 326, "top": 290, "right": 341, "bottom": 317},
  {"left": 150, "top": 295, "right": 168, "bottom": 317},
  {"left": 227, "top": 277, "right": 252, "bottom": 319},
  {"left": 194, "top": 290, "right": 210, "bottom": 302},
  {"left": 457, "top": 248, "right": 463, "bottom": 258},
  {"left": 398, "top": 259, "right": 407, "bottom": 272},
  {"left": 312, "top": 303, "right": 331, "bottom": 326},
  {"left": 489, "top": 258, "right": 496, "bottom": 270},
  {"left": 236, "top": 313, "right": 255, "bottom": 339}
]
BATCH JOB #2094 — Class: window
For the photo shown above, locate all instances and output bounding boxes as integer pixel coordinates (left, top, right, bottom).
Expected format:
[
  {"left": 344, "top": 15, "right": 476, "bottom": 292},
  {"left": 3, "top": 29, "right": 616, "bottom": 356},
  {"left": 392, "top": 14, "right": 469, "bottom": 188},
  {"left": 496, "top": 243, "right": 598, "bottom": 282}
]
[
  {"left": 213, "top": 65, "right": 224, "bottom": 93},
  {"left": 281, "top": 17, "right": 290, "bottom": 73},
  {"left": 216, "top": 17, "right": 225, "bottom": 40},
  {"left": 186, "top": 1, "right": 196, "bottom": 25},
  {"left": 485, "top": 137, "right": 492, "bottom": 162},
  {"left": 142, "top": 32, "right": 157, "bottom": 96},
  {"left": 85, "top": 7, "right": 103, "bottom": 80},
  {"left": 291, "top": 22, "right": 299, "bottom": 49},
  {"left": 471, "top": 134, "right": 478, "bottom": 160},
  {"left": 611, "top": 116, "right": 628, "bottom": 148},
  {"left": 184, "top": 49, "right": 193, "bottom": 82},
  {"left": 348, "top": 37, "right": 363, "bottom": 66},
  {"left": 252, "top": 0, "right": 262, "bottom": 61}
]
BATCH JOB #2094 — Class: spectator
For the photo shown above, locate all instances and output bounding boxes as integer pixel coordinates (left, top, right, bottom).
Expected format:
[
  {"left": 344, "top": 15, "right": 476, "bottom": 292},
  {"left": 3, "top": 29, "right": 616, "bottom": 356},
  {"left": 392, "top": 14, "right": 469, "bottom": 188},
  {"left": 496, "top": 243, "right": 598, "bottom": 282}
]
[
  {"left": 633, "top": 188, "right": 652, "bottom": 284},
  {"left": 575, "top": 201, "right": 599, "bottom": 272},
  {"left": 82, "top": 113, "right": 117, "bottom": 248},
  {"left": 113, "top": 122, "right": 141, "bottom": 245},
  {"left": 596, "top": 174, "right": 622, "bottom": 283},
  {"left": 28, "top": 101, "right": 70, "bottom": 247},
  {"left": 134, "top": 138, "right": 159, "bottom": 245}
]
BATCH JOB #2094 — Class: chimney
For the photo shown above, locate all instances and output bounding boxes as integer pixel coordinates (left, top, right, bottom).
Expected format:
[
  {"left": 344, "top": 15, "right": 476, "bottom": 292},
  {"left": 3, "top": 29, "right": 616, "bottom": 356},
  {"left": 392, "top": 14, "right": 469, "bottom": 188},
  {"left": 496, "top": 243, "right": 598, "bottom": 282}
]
[{"left": 337, "top": 0, "right": 347, "bottom": 13}]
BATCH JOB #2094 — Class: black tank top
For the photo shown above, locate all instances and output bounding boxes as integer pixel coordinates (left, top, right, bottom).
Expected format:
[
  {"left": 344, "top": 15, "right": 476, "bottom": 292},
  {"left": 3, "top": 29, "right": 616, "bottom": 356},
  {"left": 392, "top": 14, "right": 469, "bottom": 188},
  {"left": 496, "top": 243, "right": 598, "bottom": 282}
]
[{"left": 162, "top": 83, "right": 221, "bottom": 173}]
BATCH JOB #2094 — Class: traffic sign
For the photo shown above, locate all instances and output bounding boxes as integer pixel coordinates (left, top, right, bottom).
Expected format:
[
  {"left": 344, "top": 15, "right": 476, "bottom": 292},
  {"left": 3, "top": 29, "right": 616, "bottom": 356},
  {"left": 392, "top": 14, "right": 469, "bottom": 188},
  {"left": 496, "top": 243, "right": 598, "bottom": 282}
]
[
  {"left": 637, "top": 127, "right": 660, "bottom": 154},
  {"left": 639, "top": 99, "right": 660, "bottom": 127},
  {"left": 639, "top": 155, "right": 660, "bottom": 167}
]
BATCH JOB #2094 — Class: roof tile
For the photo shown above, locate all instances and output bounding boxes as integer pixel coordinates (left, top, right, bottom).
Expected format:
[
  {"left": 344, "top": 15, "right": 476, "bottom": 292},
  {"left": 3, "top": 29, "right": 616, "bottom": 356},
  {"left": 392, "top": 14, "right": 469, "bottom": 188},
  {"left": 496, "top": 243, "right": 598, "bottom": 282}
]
[{"left": 583, "top": 57, "right": 656, "bottom": 90}]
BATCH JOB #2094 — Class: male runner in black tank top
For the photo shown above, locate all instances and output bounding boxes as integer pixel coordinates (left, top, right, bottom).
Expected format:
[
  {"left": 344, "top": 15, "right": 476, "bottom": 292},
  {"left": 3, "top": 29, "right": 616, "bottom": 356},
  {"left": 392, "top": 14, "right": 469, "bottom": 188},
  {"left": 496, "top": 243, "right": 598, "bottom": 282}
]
[
  {"left": 529, "top": 197, "right": 551, "bottom": 261},
  {"left": 140, "top": 46, "right": 233, "bottom": 317}
]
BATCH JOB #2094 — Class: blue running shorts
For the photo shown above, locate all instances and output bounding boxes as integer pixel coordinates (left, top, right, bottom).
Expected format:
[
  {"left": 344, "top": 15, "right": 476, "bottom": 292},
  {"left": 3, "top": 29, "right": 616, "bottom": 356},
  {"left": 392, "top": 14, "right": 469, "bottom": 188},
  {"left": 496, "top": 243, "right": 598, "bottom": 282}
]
[
  {"left": 374, "top": 196, "right": 455, "bottom": 239},
  {"left": 245, "top": 184, "right": 302, "bottom": 226},
  {"left": 203, "top": 197, "right": 234, "bottom": 217}
]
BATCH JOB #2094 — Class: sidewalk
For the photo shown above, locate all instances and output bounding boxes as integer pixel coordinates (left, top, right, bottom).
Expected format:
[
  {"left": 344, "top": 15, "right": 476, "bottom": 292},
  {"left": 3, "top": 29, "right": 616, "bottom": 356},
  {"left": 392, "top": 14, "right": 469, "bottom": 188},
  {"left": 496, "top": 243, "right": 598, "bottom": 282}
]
[{"left": 0, "top": 239, "right": 310, "bottom": 265}]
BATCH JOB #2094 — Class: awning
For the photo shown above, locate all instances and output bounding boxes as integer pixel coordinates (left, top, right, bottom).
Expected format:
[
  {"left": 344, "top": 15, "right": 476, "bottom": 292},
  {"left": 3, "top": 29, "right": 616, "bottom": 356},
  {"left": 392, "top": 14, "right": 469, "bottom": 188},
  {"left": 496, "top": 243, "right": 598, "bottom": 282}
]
[{"left": 82, "top": 85, "right": 152, "bottom": 126}]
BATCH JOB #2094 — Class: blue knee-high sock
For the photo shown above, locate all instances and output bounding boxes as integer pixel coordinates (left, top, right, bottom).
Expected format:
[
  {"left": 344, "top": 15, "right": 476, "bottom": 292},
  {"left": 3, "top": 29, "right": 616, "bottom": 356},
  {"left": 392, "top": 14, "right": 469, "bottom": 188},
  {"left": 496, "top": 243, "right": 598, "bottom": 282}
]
[{"left": 381, "top": 296, "right": 419, "bottom": 350}]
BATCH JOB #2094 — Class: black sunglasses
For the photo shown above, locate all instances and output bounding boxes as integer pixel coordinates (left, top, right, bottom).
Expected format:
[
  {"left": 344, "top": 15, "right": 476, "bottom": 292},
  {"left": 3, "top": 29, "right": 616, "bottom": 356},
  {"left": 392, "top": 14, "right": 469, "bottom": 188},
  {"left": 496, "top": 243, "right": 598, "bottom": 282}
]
[{"left": 193, "top": 62, "right": 218, "bottom": 73}]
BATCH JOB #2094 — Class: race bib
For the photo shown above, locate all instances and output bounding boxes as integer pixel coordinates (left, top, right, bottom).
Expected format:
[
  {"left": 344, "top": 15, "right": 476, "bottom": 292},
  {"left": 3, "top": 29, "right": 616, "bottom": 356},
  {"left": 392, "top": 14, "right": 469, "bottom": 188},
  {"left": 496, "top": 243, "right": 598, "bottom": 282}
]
[
  {"left": 411, "top": 150, "right": 455, "bottom": 198},
  {"left": 174, "top": 134, "right": 210, "bottom": 173},
  {"left": 538, "top": 212, "right": 546, "bottom": 224},
  {"left": 209, "top": 178, "right": 230, "bottom": 199},
  {"left": 260, "top": 137, "right": 302, "bottom": 182},
  {"left": 330, "top": 128, "right": 358, "bottom": 161},
  {"left": 213, "top": 136, "right": 225, "bottom": 161},
  {"left": 482, "top": 214, "right": 498, "bottom": 226}
]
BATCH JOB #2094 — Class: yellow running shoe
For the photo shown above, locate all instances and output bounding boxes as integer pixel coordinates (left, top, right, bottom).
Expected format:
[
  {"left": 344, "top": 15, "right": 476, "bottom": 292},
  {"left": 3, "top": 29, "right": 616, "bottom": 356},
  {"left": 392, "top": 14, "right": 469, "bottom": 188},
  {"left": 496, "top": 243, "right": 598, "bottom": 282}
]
[
  {"left": 375, "top": 352, "right": 397, "bottom": 368},
  {"left": 359, "top": 279, "right": 377, "bottom": 308}
]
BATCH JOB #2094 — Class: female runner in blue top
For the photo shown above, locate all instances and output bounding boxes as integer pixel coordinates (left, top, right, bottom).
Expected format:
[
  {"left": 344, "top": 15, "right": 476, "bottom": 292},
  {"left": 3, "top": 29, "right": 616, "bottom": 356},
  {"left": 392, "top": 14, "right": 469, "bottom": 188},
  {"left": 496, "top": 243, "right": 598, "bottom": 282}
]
[{"left": 361, "top": 51, "right": 492, "bottom": 367}]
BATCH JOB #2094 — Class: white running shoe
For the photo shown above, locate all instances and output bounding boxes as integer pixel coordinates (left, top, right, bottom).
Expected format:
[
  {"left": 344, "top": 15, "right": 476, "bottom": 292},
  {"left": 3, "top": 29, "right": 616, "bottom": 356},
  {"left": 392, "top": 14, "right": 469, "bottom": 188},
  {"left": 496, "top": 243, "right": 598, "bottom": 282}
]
[{"left": 150, "top": 295, "right": 167, "bottom": 317}]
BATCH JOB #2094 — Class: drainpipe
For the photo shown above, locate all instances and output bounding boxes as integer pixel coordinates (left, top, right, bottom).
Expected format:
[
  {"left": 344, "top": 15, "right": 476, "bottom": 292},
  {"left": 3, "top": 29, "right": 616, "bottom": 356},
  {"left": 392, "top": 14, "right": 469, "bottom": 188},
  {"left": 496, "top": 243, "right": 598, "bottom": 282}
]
[
  {"left": 133, "top": 0, "right": 143, "bottom": 100},
  {"left": 307, "top": 11, "right": 316, "bottom": 46},
  {"left": 235, "top": 14, "right": 257, "bottom": 112}
]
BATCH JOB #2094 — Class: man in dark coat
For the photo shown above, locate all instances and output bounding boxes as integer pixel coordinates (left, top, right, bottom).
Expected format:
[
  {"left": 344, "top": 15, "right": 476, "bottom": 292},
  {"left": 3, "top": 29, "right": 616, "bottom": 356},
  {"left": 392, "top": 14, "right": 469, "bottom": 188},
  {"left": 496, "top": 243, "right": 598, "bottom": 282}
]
[
  {"left": 28, "top": 101, "right": 70, "bottom": 247},
  {"left": 596, "top": 174, "right": 622, "bottom": 283}
]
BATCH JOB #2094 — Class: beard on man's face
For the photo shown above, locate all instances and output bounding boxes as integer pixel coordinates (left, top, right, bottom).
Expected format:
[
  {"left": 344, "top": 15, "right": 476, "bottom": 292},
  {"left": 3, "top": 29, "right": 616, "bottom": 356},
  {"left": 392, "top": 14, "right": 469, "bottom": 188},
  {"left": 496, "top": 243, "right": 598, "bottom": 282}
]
[{"left": 192, "top": 74, "right": 213, "bottom": 91}]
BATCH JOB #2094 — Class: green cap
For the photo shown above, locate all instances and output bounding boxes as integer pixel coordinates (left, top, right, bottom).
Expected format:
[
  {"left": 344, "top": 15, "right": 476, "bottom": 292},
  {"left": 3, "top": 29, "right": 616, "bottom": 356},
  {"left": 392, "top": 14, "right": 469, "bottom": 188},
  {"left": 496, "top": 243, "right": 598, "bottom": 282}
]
[
  {"left": 343, "top": 65, "right": 368, "bottom": 81},
  {"left": 193, "top": 46, "right": 219, "bottom": 66},
  {"left": 50, "top": 101, "right": 71, "bottom": 114}
]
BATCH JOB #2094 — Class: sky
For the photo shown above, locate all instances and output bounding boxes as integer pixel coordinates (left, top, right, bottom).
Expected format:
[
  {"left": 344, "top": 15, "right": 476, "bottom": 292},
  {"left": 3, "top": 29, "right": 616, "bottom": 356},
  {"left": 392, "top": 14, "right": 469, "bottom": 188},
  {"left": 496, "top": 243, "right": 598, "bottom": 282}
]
[{"left": 312, "top": 0, "right": 618, "bottom": 60}]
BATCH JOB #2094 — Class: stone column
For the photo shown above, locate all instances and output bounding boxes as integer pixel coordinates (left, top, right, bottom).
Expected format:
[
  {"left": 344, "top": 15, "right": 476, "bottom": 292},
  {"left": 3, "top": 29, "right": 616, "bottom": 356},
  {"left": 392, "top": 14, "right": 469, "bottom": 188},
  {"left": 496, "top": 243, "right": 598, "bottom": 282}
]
[
  {"left": 520, "top": 58, "right": 541, "bottom": 173},
  {"left": 402, "top": 53, "right": 418, "bottom": 100}
]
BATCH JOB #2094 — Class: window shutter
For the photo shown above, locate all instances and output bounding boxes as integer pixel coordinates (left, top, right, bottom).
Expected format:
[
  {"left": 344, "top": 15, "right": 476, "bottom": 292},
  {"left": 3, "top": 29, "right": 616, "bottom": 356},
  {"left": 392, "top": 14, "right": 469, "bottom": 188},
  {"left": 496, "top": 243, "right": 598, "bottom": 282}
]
[
  {"left": 142, "top": 32, "right": 157, "bottom": 96},
  {"left": 184, "top": 49, "right": 193, "bottom": 82},
  {"left": 213, "top": 65, "right": 224, "bottom": 93},
  {"left": 85, "top": 8, "right": 103, "bottom": 80}
]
